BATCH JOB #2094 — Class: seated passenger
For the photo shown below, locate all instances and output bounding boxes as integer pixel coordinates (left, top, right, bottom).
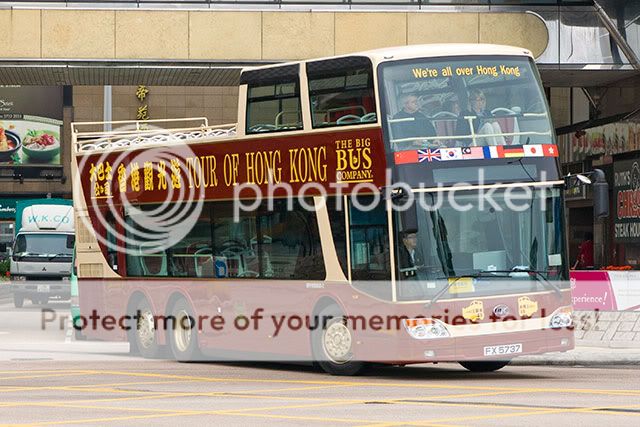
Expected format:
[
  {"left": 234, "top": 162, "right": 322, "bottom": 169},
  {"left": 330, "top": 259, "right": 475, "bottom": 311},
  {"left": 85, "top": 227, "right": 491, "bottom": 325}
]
[
  {"left": 456, "top": 89, "right": 505, "bottom": 146},
  {"left": 391, "top": 94, "right": 436, "bottom": 148}
]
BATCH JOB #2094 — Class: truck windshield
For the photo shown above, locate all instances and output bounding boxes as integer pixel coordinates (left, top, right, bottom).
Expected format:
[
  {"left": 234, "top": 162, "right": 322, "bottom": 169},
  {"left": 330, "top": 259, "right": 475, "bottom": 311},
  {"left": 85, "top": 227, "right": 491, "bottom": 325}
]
[
  {"left": 13, "top": 234, "right": 74, "bottom": 261},
  {"left": 379, "top": 56, "right": 554, "bottom": 151},
  {"left": 395, "top": 187, "right": 567, "bottom": 301}
]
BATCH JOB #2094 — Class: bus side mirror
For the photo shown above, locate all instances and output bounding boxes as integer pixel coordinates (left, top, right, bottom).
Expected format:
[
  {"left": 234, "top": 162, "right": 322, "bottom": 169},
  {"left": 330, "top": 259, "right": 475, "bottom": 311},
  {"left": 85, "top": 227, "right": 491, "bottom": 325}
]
[
  {"left": 564, "top": 169, "right": 609, "bottom": 219},
  {"left": 592, "top": 169, "right": 609, "bottom": 220},
  {"left": 399, "top": 200, "right": 418, "bottom": 233}
]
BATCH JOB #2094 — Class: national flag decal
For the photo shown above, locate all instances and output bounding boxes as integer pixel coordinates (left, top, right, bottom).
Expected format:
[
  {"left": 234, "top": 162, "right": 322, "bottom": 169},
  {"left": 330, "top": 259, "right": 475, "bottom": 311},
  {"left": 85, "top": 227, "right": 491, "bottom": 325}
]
[
  {"left": 418, "top": 149, "right": 441, "bottom": 162},
  {"left": 394, "top": 144, "right": 559, "bottom": 165},
  {"left": 394, "top": 150, "right": 419, "bottom": 164}
]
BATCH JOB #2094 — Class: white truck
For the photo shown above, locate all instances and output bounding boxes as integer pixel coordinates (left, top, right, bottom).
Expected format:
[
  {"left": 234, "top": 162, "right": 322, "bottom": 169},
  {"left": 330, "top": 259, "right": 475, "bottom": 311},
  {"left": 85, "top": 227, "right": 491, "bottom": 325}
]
[{"left": 8, "top": 199, "right": 74, "bottom": 308}]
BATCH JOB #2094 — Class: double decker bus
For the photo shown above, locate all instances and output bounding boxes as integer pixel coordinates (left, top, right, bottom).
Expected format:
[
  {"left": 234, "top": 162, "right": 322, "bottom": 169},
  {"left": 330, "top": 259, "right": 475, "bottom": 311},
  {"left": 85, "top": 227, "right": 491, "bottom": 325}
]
[{"left": 72, "top": 44, "right": 589, "bottom": 375}]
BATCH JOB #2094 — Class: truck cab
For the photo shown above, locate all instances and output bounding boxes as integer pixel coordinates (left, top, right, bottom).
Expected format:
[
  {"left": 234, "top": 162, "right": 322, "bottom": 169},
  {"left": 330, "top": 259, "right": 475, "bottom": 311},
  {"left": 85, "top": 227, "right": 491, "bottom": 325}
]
[{"left": 9, "top": 200, "right": 74, "bottom": 307}]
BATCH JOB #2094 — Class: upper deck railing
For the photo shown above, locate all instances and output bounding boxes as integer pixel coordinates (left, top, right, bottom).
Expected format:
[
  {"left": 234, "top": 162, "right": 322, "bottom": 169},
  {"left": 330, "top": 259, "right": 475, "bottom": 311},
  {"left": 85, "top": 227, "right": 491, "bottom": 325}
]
[{"left": 72, "top": 118, "right": 237, "bottom": 154}]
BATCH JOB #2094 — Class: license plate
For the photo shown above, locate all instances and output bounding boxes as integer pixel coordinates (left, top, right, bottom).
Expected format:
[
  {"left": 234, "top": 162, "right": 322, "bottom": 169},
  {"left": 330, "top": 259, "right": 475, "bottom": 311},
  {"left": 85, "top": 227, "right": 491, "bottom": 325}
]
[
  {"left": 483, "top": 343, "right": 522, "bottom": 356},
  {"left": 37, "top": 285, "right": 50, "bottom": 293}
]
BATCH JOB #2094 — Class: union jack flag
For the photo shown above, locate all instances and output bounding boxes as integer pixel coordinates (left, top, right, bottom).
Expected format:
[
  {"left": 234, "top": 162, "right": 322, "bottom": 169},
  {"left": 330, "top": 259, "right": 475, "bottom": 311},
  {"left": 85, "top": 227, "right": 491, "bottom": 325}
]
[{"left": 418, "top": 149, "right": 441, "bottom": 162}]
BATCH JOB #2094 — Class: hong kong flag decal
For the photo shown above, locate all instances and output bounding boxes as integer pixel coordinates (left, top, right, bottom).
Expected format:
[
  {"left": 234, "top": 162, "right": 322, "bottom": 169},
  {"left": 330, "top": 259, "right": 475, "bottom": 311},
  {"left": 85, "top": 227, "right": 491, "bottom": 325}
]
[{"left": 542, "top": 144, "right": 559, "bottom": 157}]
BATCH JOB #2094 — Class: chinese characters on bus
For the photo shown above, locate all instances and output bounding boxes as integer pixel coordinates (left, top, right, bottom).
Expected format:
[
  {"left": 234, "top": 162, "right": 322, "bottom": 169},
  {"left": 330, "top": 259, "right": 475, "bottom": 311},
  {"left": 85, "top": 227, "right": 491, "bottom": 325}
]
[
  {"left": 89, "top": 159, "right": 182, "bottom": 199},
  {"left": 86, "top": 133, "right": 378, "bottom": 200}
]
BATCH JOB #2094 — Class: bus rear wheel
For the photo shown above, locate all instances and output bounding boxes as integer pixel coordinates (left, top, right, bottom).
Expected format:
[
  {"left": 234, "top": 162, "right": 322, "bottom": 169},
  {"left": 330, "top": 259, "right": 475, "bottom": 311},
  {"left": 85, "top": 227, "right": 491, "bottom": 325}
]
[
  {"left": 169, "top": 299, "right": 201, "bottom": 362},
  {"left": 459, "top": 360, "right": 510, "bottom": 372},
  {"left": 312, "top": 305, "right": 366, "bottom": 376},
  {"left": 132, "top": 299, "right": 161, "bottom": 358}
]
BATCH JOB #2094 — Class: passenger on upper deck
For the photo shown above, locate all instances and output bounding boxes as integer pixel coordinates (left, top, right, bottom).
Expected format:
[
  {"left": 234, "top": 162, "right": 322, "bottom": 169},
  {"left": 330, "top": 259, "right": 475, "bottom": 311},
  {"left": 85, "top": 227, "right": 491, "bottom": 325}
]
[
  {"left": 456, "top": 89, "right": 506, "bottom": 146},
  {"left": 391, "top": 94, "right": 436, "bottom": 148}
]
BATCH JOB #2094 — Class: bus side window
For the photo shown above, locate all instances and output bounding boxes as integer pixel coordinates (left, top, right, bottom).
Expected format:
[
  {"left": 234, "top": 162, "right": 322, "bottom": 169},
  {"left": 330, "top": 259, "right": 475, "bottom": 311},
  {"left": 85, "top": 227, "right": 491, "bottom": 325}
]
[
  {"left": 104, "top": 212, "right": 118, "bottom": 272},
  {"left": 243, "top": 64, "right": 302, "bottom": 134},
  {"left": 348, "top": 196, "right": 390, "bottom": 281},
  {"left": 307, "top": 56, "right": 376, "bottom": 128},
  {"left": 326, "top": 198, "right": 348, "bottom": 279}
]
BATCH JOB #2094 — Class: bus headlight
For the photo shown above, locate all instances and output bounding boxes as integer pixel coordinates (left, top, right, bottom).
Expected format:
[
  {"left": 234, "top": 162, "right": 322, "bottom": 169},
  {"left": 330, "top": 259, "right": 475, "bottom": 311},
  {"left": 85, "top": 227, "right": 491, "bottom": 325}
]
[
  {"left": 12, "top": 275, "right": 26, "bottom": 281},
  {"left": 403, "top": 318, "right": 450, "bottom": 340},
  {"left": 549, "top": 306, "right": 573, "bottom": 329}
]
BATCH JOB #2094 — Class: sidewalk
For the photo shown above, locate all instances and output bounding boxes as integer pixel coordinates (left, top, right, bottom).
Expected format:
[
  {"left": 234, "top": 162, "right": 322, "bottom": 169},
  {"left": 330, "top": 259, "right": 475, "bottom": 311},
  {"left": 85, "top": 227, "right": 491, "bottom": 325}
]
[
  {"left": 513, "top": 345, "right": 640, "bottom": 366},
  {"left": 0, "top": 286, "right": 9, "bottom": 304}
]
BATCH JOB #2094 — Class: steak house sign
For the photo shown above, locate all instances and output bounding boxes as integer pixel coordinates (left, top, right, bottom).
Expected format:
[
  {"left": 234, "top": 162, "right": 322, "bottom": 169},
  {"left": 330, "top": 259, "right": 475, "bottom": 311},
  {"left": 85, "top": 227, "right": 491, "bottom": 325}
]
[
  {"left": 79, "top": 128, "right": 387, "bottom": 205},
  {"left": 614, "top": 158, "right": 640, "bottom": 242}
]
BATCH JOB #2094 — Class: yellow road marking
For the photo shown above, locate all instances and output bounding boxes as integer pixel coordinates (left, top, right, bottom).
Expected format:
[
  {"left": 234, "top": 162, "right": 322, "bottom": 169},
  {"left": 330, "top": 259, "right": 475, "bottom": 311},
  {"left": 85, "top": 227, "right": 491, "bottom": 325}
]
[
  {"left": 84, "top": 370, "right": 640, "bottom": 396},
  {"left": 214, "top": 411, "right": 455, "bottom": 426},
  {"left": 0, "top": 372, "right": 97, "bottom": 381},
  {"left": 0, "top": 384, "right": 353, "bottom": 408},
  {"left": 0, "top": 370, "right": 90, "bottom": 375},
  {"left": 2, "top": 368, "right": 640, "bottom": 426},
  {"left": 3, "top": 368, "right": 640, "bottom": 398}
]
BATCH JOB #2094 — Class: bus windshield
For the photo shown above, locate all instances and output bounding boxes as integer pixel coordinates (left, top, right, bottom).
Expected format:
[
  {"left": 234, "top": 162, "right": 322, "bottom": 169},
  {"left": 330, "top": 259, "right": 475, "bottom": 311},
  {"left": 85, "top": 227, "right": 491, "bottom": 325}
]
[
  {"left": 379, "top": 56, "right": 554, "bottom": 151},
  {"left": 395, "top": 187, "right": 566, "bottom": 301}
]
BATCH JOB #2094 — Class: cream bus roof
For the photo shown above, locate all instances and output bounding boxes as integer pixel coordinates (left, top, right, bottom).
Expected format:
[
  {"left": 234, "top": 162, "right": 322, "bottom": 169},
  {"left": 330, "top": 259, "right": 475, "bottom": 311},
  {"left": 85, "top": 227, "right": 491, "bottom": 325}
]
[
  {"left": 365, "top": 44, "right": 532, "bottom": 63},
  {"left": 240, "top": 44, "right": 533, "bottom": 74}
]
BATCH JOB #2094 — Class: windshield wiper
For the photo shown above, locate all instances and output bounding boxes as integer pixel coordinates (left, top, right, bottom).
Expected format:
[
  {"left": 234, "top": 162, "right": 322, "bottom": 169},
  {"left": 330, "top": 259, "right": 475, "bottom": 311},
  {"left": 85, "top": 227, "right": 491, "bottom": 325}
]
[
  {"left": 507, "top": 268, "right": 563, "bottom": 299},
  {"left": 48, "top": 253, "right": 70, "bottom": 260},
  {"left": 478, "top": 269, "right": 562, "bottom": 300},
  {"left": 14, "top": 252, "right": 40, "bottom": 260}
]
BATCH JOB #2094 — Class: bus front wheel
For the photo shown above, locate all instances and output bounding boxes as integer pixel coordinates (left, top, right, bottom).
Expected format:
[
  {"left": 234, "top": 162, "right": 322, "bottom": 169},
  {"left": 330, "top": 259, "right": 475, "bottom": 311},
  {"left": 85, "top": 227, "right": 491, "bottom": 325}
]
[
  {"left": 312, "top": 305, "right": 366, "bottom": 376},
  {"left": 168, "top": 298, "right": 201, "bottom": 362},
  {"left": 132, "top": 299, "right": 161, "bottom": 359},
  {"left": 459, "top": 360, "right": 510, "bottom": 372}
]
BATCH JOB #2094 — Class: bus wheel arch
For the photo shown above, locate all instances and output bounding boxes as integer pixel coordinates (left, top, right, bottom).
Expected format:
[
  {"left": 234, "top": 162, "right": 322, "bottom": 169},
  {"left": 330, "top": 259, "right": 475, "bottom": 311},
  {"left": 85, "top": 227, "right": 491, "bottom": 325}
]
[{"left": 311, "top": 299, "right": 366, "bottom": 376}]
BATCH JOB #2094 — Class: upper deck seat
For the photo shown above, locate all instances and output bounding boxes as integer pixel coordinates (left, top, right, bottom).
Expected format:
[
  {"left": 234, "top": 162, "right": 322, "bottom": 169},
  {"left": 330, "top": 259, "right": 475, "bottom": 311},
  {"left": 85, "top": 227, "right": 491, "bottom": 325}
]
[
  {"left": 491, "top": 107, "right": 520, "bottom": 145},
  {"left": 137, "top": 242, "right": 168, "bottom": 277},
  {"left": 431, "top": 111, "right": 458, "bottom": 146}
]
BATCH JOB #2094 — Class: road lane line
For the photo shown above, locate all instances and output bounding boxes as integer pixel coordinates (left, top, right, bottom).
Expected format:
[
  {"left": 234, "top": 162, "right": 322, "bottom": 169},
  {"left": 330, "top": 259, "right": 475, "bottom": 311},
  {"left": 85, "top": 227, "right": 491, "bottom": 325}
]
[
  {"left": 0, "top": 372, "right": 97, "bottom": 381},
  {"left": 85, "top": 370, "right": 640, "bottom": 396}
]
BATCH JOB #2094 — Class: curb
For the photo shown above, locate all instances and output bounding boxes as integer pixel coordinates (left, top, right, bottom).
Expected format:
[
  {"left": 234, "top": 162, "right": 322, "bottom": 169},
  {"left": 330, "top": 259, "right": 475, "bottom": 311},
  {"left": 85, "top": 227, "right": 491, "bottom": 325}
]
[{"left": 512, "top": 348, "right": 640, "bottom": 366}]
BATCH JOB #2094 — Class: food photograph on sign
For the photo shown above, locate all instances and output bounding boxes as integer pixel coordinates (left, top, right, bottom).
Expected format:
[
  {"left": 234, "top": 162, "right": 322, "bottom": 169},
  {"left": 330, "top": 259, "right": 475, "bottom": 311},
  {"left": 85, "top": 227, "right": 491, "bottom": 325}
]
[
  {"left": 0, "top": 86, "right": 63, "bottom": 166},
  {"left": 0, "top": 117, "right": 62, "bottom": 165}
]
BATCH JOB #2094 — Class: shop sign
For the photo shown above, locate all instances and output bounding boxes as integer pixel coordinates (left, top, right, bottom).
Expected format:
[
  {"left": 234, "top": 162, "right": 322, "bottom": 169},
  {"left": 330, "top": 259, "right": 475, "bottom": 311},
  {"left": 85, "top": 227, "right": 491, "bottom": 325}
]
[
  {"left": 567, "top": 121, "right": 640, "bottom": 162},
  {"left": 613, "top": 158, "right": 640, "bottom": 242},
  {"left": 136, "top": 85, "right": 150, "bottom": 121},
  {"left": 0, "top": 86, "right": 63, "bottom": 168},
  {"left": 0, "top": 198, "right": 16, "bottom": 219}
]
